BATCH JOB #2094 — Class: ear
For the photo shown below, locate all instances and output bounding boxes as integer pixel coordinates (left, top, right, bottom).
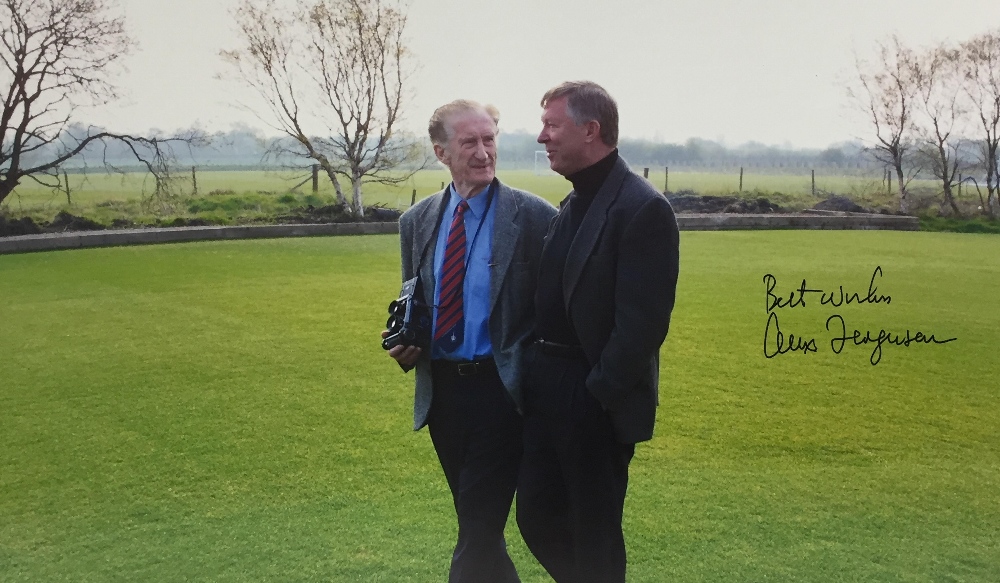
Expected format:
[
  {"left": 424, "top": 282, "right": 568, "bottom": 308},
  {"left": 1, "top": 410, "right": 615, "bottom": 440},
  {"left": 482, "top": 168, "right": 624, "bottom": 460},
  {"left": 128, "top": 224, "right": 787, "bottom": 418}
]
[
  {"left": 433, "top": 143, "right": 448, "bottom": 165},
  {"left": 583, "top": 120, "right": 601, "bottom": 144}
]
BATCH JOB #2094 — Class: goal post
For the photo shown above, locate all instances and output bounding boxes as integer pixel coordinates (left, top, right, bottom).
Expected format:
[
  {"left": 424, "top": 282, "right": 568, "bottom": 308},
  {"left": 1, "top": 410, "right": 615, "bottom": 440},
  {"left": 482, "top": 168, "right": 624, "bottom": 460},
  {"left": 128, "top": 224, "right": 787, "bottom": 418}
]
[{"left": 534, "top": 150, "right": 555, "bottom": 175}]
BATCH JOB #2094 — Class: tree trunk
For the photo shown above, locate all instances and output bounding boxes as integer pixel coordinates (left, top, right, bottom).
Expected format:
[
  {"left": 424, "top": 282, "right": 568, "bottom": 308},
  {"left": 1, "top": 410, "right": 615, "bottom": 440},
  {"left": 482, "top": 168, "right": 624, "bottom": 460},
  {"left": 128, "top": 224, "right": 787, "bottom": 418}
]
[
  {"left": 941, "top": 182, "right": 959, "bottom": 215},
  {"left": 934, "top": 143, "right": 960, "bottom": 215},
  {"left": 989, "top": 146, "right": 999, "bottom": 218},
  {"left": 351, "top": 171, "right": 364, "bottom": 218},
  {"left": 0, "top": 180, "right": 15, "bottom": 206},
  {"left": 990, "top": 178, "right": 998, "bottom": 218},
  {"left": 323, "top": 168, "right": 347, "bottom": 207},
  {"left": 894, "top": 162, "right": 909, "bottom": 214}
]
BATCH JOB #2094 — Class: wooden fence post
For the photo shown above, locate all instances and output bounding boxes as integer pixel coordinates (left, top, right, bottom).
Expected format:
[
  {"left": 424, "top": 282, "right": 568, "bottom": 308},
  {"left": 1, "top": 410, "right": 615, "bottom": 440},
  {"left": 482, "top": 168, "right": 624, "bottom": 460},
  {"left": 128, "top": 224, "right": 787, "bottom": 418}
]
[
  {"left": 411, "top": 188, "right": 417, "bottom": 206},
  {"left": 739, "top": 167, "right": 744, "bottom": 192},
  {"left": 191, "top": 166, "right": 198, "bottom": 196},
  {"left": 664, "top": 166, "right": 669, "bottom": 194},
  {"left": 888, "top": 170, "right": 893, "bottom": 195},
  {"left": 63, "top": 170, "right": 71, "bottom": 206},
  {"left": 643, "top": 167, "right": 649, "bottom": 179},
  {"left": 312, "top": 164, "right": 319, "bottom": 193},
  {"left": 811, "top": 169, "right": 815, "bottom": 196}
]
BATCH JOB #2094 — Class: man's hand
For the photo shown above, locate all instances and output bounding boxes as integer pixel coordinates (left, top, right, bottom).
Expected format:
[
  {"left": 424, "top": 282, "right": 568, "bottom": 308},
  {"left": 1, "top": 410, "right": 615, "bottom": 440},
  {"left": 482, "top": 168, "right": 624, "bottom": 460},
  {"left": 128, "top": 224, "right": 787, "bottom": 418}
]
[{"left": 381, "top": 330, "right": 422, "bottom": 368}]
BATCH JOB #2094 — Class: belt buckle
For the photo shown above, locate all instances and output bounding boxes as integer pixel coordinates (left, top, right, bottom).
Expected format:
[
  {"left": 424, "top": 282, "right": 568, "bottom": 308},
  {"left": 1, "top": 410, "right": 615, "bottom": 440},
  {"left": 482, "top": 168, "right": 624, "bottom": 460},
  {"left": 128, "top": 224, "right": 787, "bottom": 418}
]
[{"left": 456, "top": 362, "right": 478, "bottom": 376}]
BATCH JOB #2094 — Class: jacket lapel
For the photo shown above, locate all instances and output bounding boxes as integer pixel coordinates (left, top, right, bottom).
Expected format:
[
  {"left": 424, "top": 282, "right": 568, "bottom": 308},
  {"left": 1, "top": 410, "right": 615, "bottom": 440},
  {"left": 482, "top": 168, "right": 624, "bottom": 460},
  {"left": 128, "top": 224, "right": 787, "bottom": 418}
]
[
  {"left": 562, "top": 157, "right": 629, "bottom": 306},
  {"left": 489, "top": 180, "right": 520, "bottom": 314},
  {"left": 413, "top": 189, "right": 450, "bottom": 300}
]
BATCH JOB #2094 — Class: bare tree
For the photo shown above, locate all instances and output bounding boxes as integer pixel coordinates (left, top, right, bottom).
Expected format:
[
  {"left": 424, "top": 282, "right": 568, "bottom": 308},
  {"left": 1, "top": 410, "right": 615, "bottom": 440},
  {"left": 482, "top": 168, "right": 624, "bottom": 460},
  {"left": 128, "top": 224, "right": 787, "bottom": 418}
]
[
  {"left": 222, "top": 0, "right": 426, "bottom": 217},
  {"left": 850, "top": 36, "right": 922, "bottom": 213},
  {"left": 913, "top": 44, "right": 969, "bottom": 215},
  {"left": 0, "top": 0, "right": 198, "bottom": 208},
  {"left": 1, "top": 0, "right": 128, "bottom": 205},
  {"left": 962, "top": 29, "right": 1000, "bottom": 217}
]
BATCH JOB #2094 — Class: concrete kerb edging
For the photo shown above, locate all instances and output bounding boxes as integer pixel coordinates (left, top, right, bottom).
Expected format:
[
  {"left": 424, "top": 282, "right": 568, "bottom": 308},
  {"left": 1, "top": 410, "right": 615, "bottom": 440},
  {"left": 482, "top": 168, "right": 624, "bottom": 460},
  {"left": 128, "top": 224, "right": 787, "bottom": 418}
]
[
  {"left": 0, "top": 222, "right": 401, "bottom": 254},
  {"left": 676, "top": 213, "right": 919, "bottom": 231},
  {"left": 0, "top": 213, "right": 920, "bottom": 255}
]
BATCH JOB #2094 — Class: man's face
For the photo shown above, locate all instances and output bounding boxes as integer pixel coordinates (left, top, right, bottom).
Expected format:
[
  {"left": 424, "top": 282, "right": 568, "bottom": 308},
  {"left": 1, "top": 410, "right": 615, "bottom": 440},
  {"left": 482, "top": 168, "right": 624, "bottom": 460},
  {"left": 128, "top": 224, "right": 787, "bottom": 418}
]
[
  {"left": 538, "top": 96, "right": 590, "bottom": 176},
  {"left": 435, "top": 111, "right": 497, "bottom": 196}
]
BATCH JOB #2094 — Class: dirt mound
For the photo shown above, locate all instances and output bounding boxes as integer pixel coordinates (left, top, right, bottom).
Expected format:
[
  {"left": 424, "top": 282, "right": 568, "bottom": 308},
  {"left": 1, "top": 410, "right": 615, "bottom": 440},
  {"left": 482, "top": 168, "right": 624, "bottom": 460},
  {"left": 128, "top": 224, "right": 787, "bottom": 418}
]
[
  {"left": 667, "top": 194, "right": 785, "bottom": 214},
  {"left": 367, "top": 205, "right": 404, "bottom": 221},
  {"left": 110, "top": 218, "right": 139, "bottom": 229},
  {"left": 275, "top": 203, "right": 402, "bottom": 224},
  {"left": 160, "top": 217, "right": 220, "bottom": 227},
  {"left": 2, "top": 212, "right": 104, "bottom": 236},
  {"left": 812, "top": 196, "right": 869, "bottom": 213},
  {"left": 0, "top": 215, "right": 43, "bottom": 236},
  {"left": 47, "top": 211, "right": 106, "bottom": 232}
]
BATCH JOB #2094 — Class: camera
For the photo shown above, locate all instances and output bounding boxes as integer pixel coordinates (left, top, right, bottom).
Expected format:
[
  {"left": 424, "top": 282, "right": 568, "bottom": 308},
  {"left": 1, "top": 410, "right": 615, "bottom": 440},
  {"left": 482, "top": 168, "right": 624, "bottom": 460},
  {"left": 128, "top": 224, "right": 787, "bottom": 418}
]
[{"left": 382, "top": 276, "right": 431, "bottom": 351}]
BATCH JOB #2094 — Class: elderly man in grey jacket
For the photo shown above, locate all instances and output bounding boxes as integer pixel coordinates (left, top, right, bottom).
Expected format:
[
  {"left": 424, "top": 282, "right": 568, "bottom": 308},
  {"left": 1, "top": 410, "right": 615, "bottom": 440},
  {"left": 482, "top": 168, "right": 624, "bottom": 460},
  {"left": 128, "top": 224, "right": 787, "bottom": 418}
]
[{"left": 384, "top": 99, "right": 555, "bottom": 583}]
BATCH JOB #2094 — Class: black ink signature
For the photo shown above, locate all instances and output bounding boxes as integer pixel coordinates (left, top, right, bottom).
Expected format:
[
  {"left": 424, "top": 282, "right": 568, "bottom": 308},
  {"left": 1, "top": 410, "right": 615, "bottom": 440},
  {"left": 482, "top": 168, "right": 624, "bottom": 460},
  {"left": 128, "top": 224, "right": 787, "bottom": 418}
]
[
  {"left": 825, "top": 314, "right": 958, "bottom": 366},
  {"left": 764, "top": 267, "right": 892, "bottom": 312},
  {"left": 763, "top": 312, "right": 818, "bottom": 358}
]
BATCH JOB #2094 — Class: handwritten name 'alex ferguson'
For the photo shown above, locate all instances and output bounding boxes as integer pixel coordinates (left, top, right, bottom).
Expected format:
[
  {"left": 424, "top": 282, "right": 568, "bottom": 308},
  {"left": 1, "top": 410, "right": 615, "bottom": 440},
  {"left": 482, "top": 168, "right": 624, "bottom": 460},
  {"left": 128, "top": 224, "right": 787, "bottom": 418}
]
[{"left": 762, "top": 267, "right": 957, "bottom": 365}]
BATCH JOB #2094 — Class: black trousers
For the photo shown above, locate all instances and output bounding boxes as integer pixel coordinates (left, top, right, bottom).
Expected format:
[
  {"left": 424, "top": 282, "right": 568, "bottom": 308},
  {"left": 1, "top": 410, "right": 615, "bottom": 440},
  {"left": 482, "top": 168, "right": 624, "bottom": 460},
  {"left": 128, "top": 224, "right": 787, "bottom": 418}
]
[
  {"left": 516, "top": 351, "right": 635, "bottom": 583},
  {"left": 428, "top": 359, "right": 523, "bottom": 583}
]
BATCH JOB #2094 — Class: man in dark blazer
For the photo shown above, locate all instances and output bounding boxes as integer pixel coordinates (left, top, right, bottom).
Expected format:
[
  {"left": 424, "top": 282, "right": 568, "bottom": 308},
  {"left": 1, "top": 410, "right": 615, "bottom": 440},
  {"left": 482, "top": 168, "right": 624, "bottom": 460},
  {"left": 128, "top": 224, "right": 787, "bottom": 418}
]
[
  {"left": 516, "top": 81, "right": 680, "bottom": 583},
  {"left": 385, "top": 99, "right": 556, "bottom": 582}
]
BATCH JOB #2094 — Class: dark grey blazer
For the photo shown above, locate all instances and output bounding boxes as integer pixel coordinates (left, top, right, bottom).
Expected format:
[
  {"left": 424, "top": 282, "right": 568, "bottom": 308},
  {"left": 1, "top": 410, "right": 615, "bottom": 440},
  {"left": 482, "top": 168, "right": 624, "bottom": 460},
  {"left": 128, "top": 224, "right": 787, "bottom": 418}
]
[
  {"left": 556, "top": 156, "right": 680, "bottom": 444},
  {"left": 398, "top": 180, "right": 557, "bottom": 430}
]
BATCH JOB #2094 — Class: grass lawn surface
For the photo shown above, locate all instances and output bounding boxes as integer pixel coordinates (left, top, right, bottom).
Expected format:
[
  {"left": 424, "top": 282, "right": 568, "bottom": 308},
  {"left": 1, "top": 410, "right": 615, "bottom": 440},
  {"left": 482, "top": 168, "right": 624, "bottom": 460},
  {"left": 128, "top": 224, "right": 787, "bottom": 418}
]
[{"left": 1, "top": 231, "right": 998, "bottom": 581}]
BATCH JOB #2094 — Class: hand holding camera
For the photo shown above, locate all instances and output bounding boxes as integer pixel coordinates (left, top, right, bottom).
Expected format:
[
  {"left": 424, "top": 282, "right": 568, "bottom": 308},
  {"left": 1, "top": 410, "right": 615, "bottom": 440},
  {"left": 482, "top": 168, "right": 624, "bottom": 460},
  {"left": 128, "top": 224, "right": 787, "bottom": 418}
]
[{"left": 382, "top": 277, "right": 431, "bottom": 352}]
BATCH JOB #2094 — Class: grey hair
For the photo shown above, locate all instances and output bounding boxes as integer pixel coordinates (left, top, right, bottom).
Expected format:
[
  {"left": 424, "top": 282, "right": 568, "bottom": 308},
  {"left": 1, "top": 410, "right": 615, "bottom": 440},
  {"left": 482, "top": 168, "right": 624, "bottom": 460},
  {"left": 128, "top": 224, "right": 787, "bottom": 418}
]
[
  {"left": 540, "top": 81, "right": 618, "bottom": 147},
  {"left": 428, "top": 100, "right": 500, "bottom": 146}
]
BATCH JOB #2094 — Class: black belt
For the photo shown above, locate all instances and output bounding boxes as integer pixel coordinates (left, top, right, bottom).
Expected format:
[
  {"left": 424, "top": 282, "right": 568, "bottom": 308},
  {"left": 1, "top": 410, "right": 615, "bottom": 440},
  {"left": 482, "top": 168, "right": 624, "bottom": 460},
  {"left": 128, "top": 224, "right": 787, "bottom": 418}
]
[
  {"left": 432, "top": 357, "right": 498, "bottom": 377},
  {"left": 534, "top": 338, "right": 587, "bottom": 359}
]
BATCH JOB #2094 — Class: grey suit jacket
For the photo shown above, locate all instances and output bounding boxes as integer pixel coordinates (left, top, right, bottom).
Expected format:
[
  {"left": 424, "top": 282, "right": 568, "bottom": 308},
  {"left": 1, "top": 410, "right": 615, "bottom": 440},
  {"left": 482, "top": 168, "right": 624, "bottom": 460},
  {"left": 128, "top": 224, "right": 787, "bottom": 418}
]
[
  {"left": 555, "top": 156, "right": 680, "bottom": 443},
  {"left": 398, "top": 179, "right": 557, "bottom": 430}
]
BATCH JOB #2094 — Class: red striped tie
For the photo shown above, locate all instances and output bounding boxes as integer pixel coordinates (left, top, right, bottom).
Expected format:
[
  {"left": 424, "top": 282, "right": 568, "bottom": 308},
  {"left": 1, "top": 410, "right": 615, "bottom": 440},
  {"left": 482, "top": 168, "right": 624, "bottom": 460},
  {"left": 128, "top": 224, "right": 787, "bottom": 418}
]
[{"left": 435, "top": 200, "right": 469, "bottom": 348}]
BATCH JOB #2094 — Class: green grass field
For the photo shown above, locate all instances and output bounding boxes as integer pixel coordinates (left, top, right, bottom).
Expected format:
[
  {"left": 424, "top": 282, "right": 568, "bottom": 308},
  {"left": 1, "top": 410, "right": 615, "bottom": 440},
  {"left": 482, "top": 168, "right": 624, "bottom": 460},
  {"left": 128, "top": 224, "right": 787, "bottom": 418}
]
[{"left": 1, "top": 231, "right": 998, "bottom": 581}]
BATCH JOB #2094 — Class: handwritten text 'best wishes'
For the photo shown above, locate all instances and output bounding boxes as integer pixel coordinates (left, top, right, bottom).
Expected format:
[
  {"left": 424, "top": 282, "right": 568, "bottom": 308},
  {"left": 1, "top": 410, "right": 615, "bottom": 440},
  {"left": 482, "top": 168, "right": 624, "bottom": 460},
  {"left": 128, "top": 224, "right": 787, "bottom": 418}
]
[{"left": 763, "top": 267, "right": 957, "bottom": 365}]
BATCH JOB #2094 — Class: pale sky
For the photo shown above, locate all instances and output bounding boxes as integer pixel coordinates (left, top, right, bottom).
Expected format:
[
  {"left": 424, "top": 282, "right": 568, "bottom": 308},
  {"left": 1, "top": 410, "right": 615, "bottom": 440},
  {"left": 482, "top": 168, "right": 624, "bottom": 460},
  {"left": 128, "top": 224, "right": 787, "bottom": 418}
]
[{"left": 85, "top": 0, "right": 1000, "bottom": 149}]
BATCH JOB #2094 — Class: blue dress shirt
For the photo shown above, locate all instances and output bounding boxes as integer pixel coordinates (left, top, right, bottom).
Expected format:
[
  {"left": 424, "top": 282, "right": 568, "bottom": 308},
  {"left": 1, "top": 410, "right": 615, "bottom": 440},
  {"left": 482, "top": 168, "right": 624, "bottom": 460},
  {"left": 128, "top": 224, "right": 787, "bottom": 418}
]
[{"left": 431, "top": 182, "right": 495, "bottom": 360}]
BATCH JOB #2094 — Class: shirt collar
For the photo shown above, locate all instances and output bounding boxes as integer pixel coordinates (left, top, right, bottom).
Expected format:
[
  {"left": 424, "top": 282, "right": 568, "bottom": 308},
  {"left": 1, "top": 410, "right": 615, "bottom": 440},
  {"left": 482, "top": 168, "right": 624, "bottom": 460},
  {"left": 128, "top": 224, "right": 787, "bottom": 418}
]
[{"left": 448, "top": 181, "right": 493, "bottom": 220}]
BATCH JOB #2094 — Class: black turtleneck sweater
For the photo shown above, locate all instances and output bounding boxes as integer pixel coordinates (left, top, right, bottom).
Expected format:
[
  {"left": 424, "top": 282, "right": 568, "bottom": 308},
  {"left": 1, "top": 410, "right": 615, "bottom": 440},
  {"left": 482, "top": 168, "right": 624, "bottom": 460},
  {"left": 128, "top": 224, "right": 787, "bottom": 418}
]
[{"left": 534, "top": 149, "right": 619, "bottom": 345}]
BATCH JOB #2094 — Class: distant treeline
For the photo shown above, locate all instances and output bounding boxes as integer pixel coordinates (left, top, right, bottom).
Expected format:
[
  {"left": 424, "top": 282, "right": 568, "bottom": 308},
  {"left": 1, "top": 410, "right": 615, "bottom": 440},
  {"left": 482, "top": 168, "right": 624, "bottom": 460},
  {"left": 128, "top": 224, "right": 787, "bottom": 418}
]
[
  {"left": 33, "top": 124, "right": 896, "bottom": 173},
  {"left": 495, "top": 132, "right": 873, "bottom": 170}
]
